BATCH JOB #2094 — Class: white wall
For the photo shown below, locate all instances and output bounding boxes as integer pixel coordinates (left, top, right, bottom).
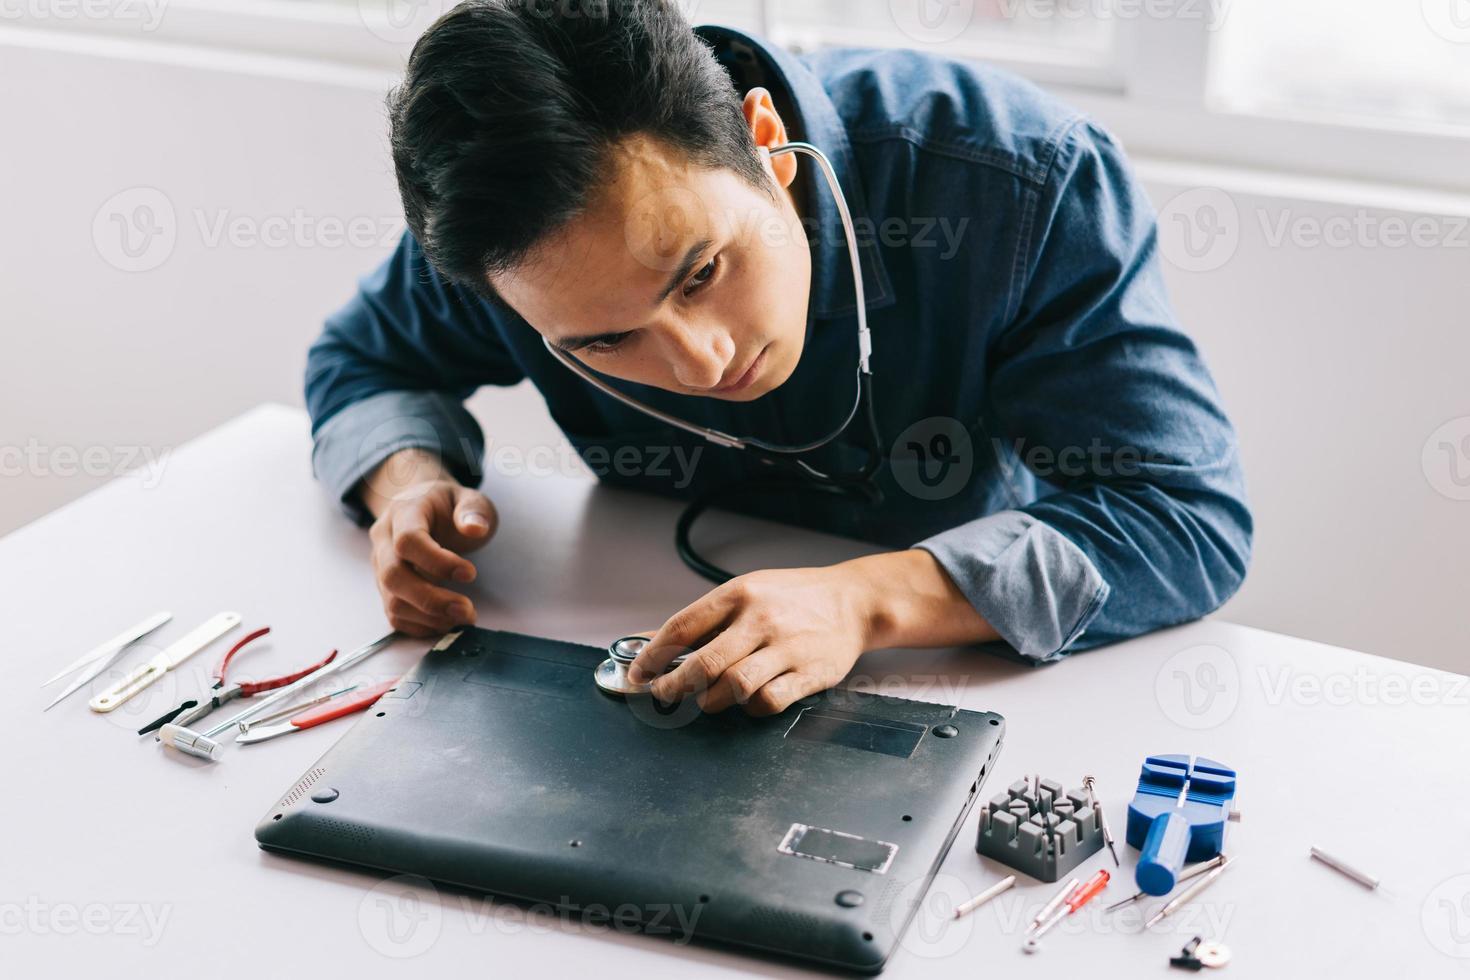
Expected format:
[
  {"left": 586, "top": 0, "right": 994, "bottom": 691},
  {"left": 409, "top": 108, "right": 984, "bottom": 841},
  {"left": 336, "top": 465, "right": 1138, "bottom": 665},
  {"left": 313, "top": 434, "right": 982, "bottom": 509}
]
[
  {"left": 0, "top": 32, "right": 411, "bottom": 533},
  {"left": 1140, "top": 167, "right": 1470, "bottom": 673},
  {"left": 2, "top": 30, "right": 1465, "bottom": 673}
]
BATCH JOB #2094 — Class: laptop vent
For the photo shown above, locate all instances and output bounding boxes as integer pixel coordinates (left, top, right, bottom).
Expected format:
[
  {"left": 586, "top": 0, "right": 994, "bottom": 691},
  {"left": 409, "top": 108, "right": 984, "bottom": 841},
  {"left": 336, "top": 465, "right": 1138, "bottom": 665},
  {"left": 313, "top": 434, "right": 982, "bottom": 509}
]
[
  {"left": 280, "top": 767, "right": 327, "bottom": 808},
  {"left": 742, "top": 905, "right": 824, "bottom": 938},
  {"left": 317, "top": 818, "right": 377, "bottom": 846},
  {"left": 873, "top": 877, "right": 906, "bottom": 921}
]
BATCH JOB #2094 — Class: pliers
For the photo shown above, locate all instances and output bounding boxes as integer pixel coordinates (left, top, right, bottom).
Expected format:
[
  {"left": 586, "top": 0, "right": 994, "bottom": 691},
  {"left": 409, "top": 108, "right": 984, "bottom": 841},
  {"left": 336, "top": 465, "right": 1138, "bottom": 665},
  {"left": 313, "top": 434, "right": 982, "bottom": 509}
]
[{"left": 137, "top": 626, "right": 336, "bottom": 736}]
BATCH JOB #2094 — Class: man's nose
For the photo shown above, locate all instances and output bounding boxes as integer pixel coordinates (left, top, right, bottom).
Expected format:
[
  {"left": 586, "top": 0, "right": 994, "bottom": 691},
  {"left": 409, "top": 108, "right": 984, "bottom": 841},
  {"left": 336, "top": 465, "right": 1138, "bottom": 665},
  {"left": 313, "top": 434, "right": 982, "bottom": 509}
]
[{"left": 662, "top": 323, "right": 734, "bottom": 390}]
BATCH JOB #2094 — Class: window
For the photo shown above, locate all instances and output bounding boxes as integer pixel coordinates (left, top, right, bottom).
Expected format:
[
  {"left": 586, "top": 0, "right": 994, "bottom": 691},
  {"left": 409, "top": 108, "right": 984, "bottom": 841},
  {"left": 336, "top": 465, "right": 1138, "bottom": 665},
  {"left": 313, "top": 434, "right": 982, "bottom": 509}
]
[
  {"left": 768, "top": 0, "right": 1115, "bottom": 60},
  {"left": 757, "top": 0, "right": 1470, "bottom": 190},
  {"left": 22, "top": 0, "right": 1470, "bottom": 190},
  {"left": 1211, "top": 0, "right": 1470, "bottom": 130},
  {"left": 763, "top": 0, "right": 1118, "bottom": 87}
]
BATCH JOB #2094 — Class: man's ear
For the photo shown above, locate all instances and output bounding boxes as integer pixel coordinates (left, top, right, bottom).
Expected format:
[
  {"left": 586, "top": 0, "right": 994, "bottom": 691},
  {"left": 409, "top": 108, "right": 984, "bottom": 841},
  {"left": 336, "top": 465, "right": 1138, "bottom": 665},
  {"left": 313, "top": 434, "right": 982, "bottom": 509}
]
[{"left": 742, "top": 87, "right": 797, "bottom": 189}]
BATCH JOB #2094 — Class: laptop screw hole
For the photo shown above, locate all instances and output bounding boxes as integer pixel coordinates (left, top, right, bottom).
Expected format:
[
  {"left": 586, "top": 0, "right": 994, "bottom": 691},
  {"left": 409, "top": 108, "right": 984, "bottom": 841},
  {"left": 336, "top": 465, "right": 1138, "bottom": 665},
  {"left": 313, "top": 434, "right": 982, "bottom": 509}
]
[
  {"left": 273, "top": 814, "right": 282, "bottom": 821},
  {"left": 901, "top": 814, "right": 912, "bottom": 821},
  {"left": 570, "top": 840, "right": 582, "bottom": 847},
  {"left": 863, "top": 932, "right": 874, "bottom": 941},
  {"left": 375, "top": 712, "right": 386, "bottom": 717},
  {"left": 989, "top": 718, "right": 999, "bottom": 725}
]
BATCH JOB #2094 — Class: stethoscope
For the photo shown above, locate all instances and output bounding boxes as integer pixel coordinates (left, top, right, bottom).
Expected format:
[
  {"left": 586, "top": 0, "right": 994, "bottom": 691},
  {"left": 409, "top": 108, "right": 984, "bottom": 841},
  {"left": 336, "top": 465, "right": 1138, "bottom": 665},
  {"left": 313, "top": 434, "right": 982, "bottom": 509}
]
[
  {"left": 596, "top": 635, "right": 681, "bottom": 696},
  {"left": 543, "top": 142, "right": 884, "bottom": 584}
]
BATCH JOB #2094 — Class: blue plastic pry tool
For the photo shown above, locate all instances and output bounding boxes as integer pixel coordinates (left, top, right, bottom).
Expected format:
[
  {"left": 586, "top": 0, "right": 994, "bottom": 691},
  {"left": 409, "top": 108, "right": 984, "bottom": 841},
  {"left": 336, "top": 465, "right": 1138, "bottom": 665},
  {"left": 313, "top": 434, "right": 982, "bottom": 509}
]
[{"left": 1126, "top": 754, "right": 1237, "bottom": 896}]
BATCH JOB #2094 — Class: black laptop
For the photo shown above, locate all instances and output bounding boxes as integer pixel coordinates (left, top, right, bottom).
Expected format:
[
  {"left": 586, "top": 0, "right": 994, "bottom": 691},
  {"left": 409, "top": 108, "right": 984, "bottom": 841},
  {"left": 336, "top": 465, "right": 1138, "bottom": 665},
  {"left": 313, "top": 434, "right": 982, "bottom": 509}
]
[{"left": 256, "top": 628, "right": 1004, "bottom": 973}]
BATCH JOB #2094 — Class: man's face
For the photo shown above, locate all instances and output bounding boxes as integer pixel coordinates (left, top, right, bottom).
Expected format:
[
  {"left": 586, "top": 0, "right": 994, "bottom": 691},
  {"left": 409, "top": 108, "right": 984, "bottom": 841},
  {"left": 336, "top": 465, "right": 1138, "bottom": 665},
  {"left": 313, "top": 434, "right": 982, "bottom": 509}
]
[{"left": 491, "top": 134, "right": 812, "bottom": 401}]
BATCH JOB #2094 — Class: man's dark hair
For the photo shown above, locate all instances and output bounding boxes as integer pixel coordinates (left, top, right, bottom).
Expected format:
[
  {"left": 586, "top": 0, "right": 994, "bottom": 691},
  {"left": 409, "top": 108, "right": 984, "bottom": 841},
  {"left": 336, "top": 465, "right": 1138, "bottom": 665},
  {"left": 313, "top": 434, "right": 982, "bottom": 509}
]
[{"left": 388, "top": 0, "right": 768, "bottom": 294}]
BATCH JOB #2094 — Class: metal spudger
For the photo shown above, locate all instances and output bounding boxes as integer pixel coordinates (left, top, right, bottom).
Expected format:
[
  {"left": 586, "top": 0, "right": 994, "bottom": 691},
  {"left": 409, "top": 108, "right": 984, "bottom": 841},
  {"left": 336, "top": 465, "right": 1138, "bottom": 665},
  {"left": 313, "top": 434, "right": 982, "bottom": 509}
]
[{"left": 43, "top": 611, "right": 173, "bottom": 710}]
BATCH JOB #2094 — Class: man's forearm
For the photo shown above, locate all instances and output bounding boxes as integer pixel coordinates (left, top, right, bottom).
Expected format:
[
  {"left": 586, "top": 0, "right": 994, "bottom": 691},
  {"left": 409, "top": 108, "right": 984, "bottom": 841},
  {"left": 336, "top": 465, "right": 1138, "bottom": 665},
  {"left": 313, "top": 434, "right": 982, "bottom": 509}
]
[
  {"left": 841, "top": 549, "right": 1000, "bottom": 651},
  {"left": 359, "top": 448, "right": 458, "bottom": 520}
]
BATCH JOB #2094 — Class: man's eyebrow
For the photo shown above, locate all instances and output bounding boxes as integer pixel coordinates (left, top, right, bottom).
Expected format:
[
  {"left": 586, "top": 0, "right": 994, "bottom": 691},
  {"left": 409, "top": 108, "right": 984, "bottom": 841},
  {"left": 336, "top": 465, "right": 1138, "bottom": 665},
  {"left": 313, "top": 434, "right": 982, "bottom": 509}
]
[{"left": 654, "top": 238, "right": 715, "bottom": 304}]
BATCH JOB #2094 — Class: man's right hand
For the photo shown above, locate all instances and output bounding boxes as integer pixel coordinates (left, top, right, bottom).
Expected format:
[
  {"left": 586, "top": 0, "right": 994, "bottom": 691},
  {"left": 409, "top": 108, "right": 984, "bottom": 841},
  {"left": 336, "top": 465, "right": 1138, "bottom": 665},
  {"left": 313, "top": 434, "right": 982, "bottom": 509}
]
[{"left": 360, "top": 448, "right": 497, "bottom": 637}]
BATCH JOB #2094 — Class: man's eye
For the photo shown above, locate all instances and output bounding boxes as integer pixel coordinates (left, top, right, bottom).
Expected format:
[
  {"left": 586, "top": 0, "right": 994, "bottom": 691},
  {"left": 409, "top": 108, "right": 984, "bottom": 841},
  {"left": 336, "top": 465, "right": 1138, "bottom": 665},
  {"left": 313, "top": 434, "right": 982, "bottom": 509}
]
[
  {"left": 585, "top": 332, "right": 632, "bottom": 354},
  {"left": 683, "top": 257, "right": 718, "bottom": 296},
  {"left": 586, "top": 335, "right": 629, "bottom": 354}
]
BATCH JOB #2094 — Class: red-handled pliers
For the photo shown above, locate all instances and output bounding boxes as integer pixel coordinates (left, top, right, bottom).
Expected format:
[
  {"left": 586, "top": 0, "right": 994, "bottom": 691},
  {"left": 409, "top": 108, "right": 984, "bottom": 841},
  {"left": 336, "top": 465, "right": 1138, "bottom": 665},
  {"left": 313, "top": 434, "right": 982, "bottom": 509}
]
[
  {"left": 138, "top": 627, "right": 336, "bottom": 735},
  {"left": 233, "top": 677, "right": 401, "bottom": 745}
]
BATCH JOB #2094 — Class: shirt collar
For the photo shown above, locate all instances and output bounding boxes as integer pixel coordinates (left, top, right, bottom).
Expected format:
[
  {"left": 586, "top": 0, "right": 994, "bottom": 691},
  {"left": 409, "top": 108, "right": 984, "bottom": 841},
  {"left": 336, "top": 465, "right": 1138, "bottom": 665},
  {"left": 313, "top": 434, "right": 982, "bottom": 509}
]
[{"left": 695, "top": 24, "right": 895, "bottom": 320}]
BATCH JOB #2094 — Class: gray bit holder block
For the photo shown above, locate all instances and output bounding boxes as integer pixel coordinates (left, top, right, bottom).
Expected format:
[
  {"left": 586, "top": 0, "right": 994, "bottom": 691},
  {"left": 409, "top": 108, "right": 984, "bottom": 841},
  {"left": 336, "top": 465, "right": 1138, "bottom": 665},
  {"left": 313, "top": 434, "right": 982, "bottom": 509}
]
[{"left": 976, "top": 777, "right": 1104, "bottom": 882}]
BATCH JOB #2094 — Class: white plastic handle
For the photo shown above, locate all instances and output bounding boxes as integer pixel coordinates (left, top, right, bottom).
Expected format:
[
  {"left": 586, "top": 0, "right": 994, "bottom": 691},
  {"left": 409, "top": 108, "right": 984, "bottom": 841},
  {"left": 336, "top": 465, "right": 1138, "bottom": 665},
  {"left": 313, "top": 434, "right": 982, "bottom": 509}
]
[{"left": 88, "top": 611, "right": 240, "bottom": 713}]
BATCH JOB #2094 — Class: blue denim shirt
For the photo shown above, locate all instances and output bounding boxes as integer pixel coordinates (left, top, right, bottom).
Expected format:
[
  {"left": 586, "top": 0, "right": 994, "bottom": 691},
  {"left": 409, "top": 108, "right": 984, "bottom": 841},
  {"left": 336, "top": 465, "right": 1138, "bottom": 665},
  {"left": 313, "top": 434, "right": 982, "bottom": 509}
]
[{"left": 305, "top": 25, "right": 1251, "bottom": 663}]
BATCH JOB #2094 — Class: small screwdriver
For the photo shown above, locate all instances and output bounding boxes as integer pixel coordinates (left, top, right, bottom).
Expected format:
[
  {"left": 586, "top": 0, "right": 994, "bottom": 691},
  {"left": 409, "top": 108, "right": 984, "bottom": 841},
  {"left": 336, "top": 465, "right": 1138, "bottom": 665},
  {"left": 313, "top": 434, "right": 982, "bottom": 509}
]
[
  {"left": 1146, "top": 855, "right": 1237, "bottom": 928},
  {"left": 1083, "top": 774, "right": 1121, "bottom": 866},
  {"left": 1104, "top": 854, "right": 1227, "bottom": 913},
  {"left": 1023, "top": 868, "right": 1110, "bottom": 952}
]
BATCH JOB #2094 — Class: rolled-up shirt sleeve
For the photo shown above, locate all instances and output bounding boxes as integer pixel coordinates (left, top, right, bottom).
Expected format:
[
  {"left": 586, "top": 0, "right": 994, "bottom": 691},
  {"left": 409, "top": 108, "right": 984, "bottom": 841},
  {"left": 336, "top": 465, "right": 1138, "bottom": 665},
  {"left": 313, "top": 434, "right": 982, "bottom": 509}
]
[
  {"left": 917, "top": 510, "right": 1109, "bottom": 662},
  {"left": 309, "top": 389, "right": 489, "bottom": 527},
  {"left": 918, "top": 120, "right": 1252, "bottom": 661},
  {"left": 304, "top": 231, "right": 525, "bottom": 525}
]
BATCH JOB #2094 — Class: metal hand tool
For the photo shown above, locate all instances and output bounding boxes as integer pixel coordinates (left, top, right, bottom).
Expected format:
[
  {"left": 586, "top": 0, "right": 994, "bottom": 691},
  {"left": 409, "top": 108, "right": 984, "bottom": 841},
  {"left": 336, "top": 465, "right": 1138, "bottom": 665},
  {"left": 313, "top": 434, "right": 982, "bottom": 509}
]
[
  {"left": 235, "top": 677, "right": 400, "bottom": 745},
  {"left": 42, "top": 611, "right": 172, "bottom": 710},
  {"left": 1146, "top": 854, "right": 1237, "bottom": 928},
  {"left": 158, "top": 631, "right": 397, "bottom": 761},
  {"left": 1029, "top": 877, "right": 1081, "bottom": 931},
  {"left": 238, "top": 683, "right": 359, "bottom": 733},
  {"left": 89, "top": 611, "right": 241, "bottom": 712},
  {"left": 1309, "top": 846, "right": 1380, "bottom": 890},
  {"left": 1105, "top": 854, "right": 1227, "bottom": 913},
  {"left": 137, "top": 626, "right": 337, "bottom": 735},
  {"left": 1024, "top": 869, "right": 1110, "bottom": 952},
  {"left": 1083, "top": 774, "right": 1121, "bottom": 866}
]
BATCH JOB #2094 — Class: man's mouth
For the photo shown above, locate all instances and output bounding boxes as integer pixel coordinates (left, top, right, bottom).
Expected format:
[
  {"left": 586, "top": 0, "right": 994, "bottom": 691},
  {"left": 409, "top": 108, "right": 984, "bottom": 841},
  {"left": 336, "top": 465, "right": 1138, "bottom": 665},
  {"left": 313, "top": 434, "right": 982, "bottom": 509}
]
[{"left": 711, "top": 346, "right": 768, "bottom": 395}]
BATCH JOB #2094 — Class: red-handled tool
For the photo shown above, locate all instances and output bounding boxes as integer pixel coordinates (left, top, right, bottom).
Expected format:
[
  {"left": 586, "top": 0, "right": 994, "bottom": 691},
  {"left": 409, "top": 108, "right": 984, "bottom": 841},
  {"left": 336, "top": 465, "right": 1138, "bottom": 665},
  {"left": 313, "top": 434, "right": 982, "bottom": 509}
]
[
  {"left": 1024, "top": 868, "right": 1111, "bottom": 952},
  {"left": 233, "top": 677, "right": 401, "bottom": 745},
  {"left": 138, "top": 626, "right": 337, "bottom": 735}
]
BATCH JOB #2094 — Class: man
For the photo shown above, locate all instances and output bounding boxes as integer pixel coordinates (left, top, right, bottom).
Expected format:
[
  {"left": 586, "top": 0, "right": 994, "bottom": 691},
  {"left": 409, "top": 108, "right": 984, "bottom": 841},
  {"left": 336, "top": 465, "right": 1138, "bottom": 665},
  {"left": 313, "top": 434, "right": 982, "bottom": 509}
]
[{"left": 305, "top": 0, "right": 1251, "bottom": 715}]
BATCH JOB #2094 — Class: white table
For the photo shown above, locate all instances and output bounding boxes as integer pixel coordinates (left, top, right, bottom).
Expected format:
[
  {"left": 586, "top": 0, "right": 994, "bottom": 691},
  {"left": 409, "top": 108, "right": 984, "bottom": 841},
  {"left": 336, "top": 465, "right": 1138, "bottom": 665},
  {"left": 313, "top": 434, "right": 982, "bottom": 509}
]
[{"left": 5, "top": 403, "right": 1467, "bottom": 977}]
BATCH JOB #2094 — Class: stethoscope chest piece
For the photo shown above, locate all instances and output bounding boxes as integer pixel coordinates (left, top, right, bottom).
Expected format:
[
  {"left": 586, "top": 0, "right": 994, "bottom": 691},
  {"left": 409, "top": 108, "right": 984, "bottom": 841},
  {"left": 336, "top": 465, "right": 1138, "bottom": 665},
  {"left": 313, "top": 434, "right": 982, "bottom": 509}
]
[{"left": 595, "top": 635, "right": 689, "bottom": 698}]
